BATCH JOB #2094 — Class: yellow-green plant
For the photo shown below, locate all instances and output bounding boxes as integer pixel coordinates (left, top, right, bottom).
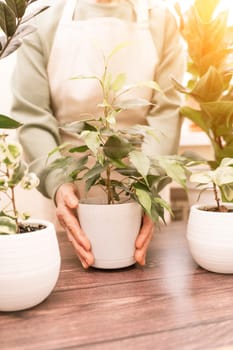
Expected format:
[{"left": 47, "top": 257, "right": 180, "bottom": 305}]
[
  {"left": 173, "top": 0, "right": 233, "bottom": 167},
  {"left": 172, "top": 0, "right": 233, "bottom": 210}
]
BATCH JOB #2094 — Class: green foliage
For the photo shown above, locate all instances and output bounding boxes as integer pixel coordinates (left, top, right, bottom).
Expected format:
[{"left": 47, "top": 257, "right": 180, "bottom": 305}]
[
  {"left": 0, "top": 135, "right": 39, "bottom": 234},
  {"left": 174, "top": 0, "right": 233, "bottom": 208},
  {"left": 0, "top": 0, "right": 48, "bottom": 234},
  {"left": 0, "top": 0, "right": 49, "bottom": 59},
  {"left": 174, "top": 0, "right": 233, "bottom": 164},
  {"left": 48, "top": 48, "right": 190, "bottom": 224},
  {"left": 189, "top": 158, "right": 233, "bottom": 210}
]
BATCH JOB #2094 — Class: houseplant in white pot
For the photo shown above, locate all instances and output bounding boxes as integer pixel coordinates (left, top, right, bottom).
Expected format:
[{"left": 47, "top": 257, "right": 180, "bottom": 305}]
[
  {"left": 172, "top": 0, "right": 233, "bottom": 273},
  {"left": 173, "top": 0, "right": 233, "bottom": 205},
  {"left": 0, "top": 0, "right": 60, "bottom": 312},
  {"left": 187, "top": 158, "right": 233, "bottom": 273},
  {"left": 47, "top": 46, "right": 189, "bottom": 269}
]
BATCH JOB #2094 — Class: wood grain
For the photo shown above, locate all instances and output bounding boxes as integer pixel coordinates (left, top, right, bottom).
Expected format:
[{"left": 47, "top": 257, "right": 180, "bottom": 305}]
[{"left": 1, "top": 221, "right": 233, "bottom": 350}]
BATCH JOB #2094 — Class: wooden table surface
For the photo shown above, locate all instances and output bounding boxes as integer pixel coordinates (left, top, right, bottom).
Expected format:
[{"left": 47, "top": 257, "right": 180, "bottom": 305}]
[{"left": 1, "top": 221, "right": 233, "bottom": 350}]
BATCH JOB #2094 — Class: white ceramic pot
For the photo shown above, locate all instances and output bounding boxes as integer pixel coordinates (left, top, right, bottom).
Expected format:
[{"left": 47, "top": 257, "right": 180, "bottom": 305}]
[
  {"left": 0, "top": 219, "right": 61, "bottom": 312},
  {"left": 187, "top": 204, "right": 233, "bottom": 273},
  {"left": 78, "top": 200, "right": 143, "bottom": 269}
]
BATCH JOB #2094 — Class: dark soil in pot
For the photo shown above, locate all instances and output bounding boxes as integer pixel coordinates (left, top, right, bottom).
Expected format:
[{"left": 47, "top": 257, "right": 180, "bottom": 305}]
[
  {"left": 18, "top": 223, "right": 46, "bottom": 234},
  {"left": 199, "top": 205, "right": 233, "bottom": 213}
]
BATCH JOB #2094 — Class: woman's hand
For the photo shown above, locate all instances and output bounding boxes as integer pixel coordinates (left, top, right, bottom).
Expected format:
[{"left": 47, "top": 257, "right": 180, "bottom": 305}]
[
  {"left": 134, "top": 214, "right": 154, "bottom": 266},
  {"left": 56, "top": 185, "right": 153, "bottom": 268},
  {"left": 55, "top": 183, "right": 94, "bottom": 269}
]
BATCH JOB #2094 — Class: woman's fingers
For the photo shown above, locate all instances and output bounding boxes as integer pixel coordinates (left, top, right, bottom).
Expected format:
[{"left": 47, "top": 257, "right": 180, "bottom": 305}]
[
  {"left": 55, "top": 183, "right": 94, "bottom": 268},
  {"left": 56, "top": 204, "right": 91, "bottom": 251},
  {"left": 67, "top": 232, "right": 94, "bottom": 268},
  {"left": 135, "top": 214, "right": 154, "bottom": 266}
]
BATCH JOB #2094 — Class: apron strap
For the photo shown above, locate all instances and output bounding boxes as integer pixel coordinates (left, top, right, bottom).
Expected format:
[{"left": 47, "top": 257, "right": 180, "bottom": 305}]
[
  {"left": 129, "top": 0, "right": 150, "bottom": 28},
  {"left": 60, "top": 0, "right": 76, "bottom": 24}
]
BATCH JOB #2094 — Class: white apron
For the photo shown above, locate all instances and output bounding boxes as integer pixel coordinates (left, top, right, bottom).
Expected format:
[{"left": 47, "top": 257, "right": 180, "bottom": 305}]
[{"left": 47, "top": 0, "right": 158, "bottom": 198}]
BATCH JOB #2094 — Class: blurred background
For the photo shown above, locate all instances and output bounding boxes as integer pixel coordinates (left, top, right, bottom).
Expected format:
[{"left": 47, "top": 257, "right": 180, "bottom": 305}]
[{"left": 1, "top": 0, "right": 233, "bottom": 224}]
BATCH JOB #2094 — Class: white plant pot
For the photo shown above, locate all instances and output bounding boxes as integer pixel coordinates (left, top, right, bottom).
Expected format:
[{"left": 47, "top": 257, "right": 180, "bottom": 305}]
[
  {"left": 78, "top": 200, "right": 143, "bottom": 269},
  {"left": 187, "top": 204, "right": 233, "bottom": 273},
  {"left": 0, "top": 219, "right": 61, "bottom": 312}
]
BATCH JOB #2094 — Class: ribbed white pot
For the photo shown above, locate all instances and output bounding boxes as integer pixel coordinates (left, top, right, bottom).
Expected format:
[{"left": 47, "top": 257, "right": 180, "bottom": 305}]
[
  {"left": 187, "top": 204, "right": 233, "bottom": 273},
  {"left": 78, "top": 200, "right": 143, "bottom": 269},
  {"left": 0, "top": 219, "right": 61, "bottom": 312}
]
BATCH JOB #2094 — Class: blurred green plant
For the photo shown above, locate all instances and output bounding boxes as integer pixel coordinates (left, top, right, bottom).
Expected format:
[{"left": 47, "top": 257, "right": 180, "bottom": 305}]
[
  {"left": 173, "top": 0, "right": 233, "bottom": 167},
  {"left": 173, "top": 0, "right": 233, "bottom": 210},
  {"left": 0, "top": 0, "right": 49, "bottom": 234}
]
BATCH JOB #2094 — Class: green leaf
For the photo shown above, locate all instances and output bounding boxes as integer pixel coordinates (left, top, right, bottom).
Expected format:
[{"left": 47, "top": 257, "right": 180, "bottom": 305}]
[
  {"left": 171, "top": 77, "right": 191, "bottom": 94},
  {"left": 154, "top": 197, "right": 172, "bottom": 214},
  {"left": 60, "top": 121, "right": 97, "bottom": 134},
  {"left": 6, "top": 0, "right": 26, "bottom": 18},
  {"left": 47, "top": 142, "right": 71, "bottom": 158},
  {"left": 8, "top": 160, "right": 27, "bottom": 186},
  {"left": 215, "top": 166, "right": 233, "bottom": 186},
  {"left": 221, "top": 183, "right": 233, "bottom": 202},
  {"left": 111, "top": 73, "right": 126, "bottom": 92},
  {"left": 69, "top": 145, "right": 88, "bottom": 153},
  {"left": 81, "top": 131, "right": 101, "bottom": 155},
  {"left": 191, "top": 66, "right": 224, "bottom": 102},
  {"left": 103, "top": 135, "right": 132, "bottom": 159},
  {"left": 195, "top": 0, "right": 221, "bottom": 22},
  {"left": 116, "top": 167, "right": 140, "bottom": 177},
  {"left": 220, "top": 158, "right": 233, "bottom": 167},
  {"left": 157, "top": 176, "right": 172, "bottom": 193},
  {"left": 139, "top": 80, "right": 161, "bottom": 92},
  {"left": 83, "top": 163, "right": 106, "bottom": 181},
  {"left": 85, "top": 174, "right": 100, "bottom": 192},
  {"left": 190, "top": 171, "right": 213, "bottom": 185},
  {"left": 157, "top": 157, "right": 187, "bottom": 189},
  {"left": 180, "top": 107, "right": 210, "bottom": 134},
  {"left": 0, "top": 216, "right": 17, "bottom": 235},
  {"left": 0, "top": 114, "right": 22, "bottom": 129},
  {"left": 135, "top": 188, "right": 151, "bottom": 215},
  {"left": 0, "top": 1, "right": 16, "bottom": 36},
  {"left": 68, "top": 155, "right": 88, "bottom": 175},
  {"left": 201, "top": 101, "right": 233, "bottom": 134},
  {"left": 129, "top": 151, "right": 150, "bottom": 178},
  {"left": 107, "top": 41, "right": 130, "bottom": 61}
]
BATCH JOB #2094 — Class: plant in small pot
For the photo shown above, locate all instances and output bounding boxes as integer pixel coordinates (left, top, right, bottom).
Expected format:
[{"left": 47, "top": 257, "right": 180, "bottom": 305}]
[
  {"left": 173, "top": 0, "right": 233, "bottom": 205},
  {"left": 171, "top": 0, "right": 233, "bottom": 273},
  {"left": 187, "top": 158, "right": 233, "bottom": 273},
  {"left": 0, "top": 0, "right": 60, "bottom": 312},
  {"left": 47, "top": 46, "right": 188, "bottom": 269}
]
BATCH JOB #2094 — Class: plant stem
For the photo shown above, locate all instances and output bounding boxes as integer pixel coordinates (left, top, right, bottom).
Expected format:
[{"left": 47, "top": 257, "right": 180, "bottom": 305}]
[
  {"left": 106, "top": 165, "right": 113, "bottom": 204},
  {"left": 213, "top": 182, "right": 220, "bottom": 211}
]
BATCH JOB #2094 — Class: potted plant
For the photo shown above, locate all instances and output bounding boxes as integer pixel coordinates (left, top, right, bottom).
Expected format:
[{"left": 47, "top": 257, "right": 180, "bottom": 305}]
[
  {"left": 47, "top": 45, "right": 189, "bottom": 269},
  {"left": 173, "top": 0, "right": 233, "bottom": 273},
  {"left": 0, "top": 0, "right": 60, "bottom": 312},
  {"left": 187, "top": 158, "right": 233, "bottom": 273},
  {"left": 173, "top": 0, "right": 233, "bottom": 200}
]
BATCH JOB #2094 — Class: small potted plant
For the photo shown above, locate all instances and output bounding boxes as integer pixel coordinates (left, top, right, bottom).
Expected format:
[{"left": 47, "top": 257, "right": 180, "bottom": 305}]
[
  {"left": 47, "top": 45, "right": 189, "bottom": 269},
  {"left": 187, "top": 158, "right": 233, "bottom": 273},
  {"left": 0, "top": 0, "right": 60, "bottom": 312}
]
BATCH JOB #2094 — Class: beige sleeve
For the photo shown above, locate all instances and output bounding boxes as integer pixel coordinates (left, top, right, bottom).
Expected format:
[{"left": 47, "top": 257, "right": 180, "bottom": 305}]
[
  {"left": 142, "top": 4, "right": 186, "bottom": 157},
  {"left": 11, "top": 22, "right": 69, "bottom": 199}
]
